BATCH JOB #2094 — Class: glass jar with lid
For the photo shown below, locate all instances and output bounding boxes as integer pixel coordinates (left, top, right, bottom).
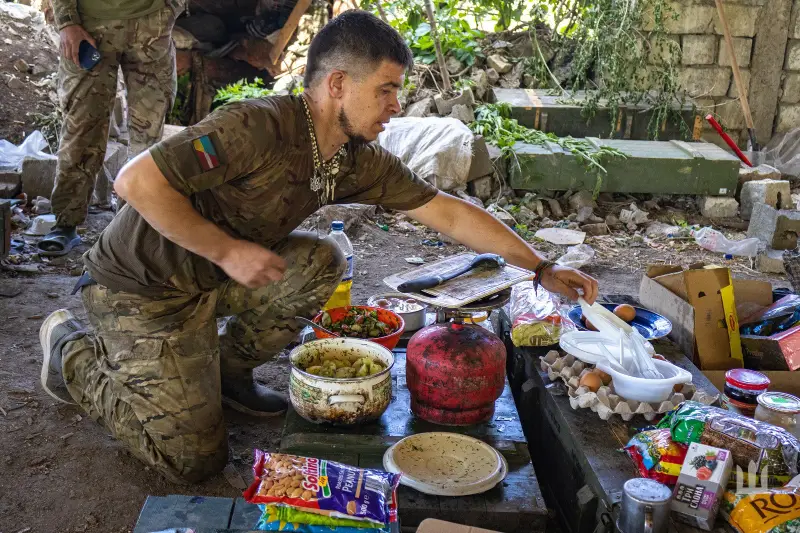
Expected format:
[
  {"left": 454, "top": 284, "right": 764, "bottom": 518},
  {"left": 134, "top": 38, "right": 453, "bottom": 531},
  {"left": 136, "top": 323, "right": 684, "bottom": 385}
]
[{"left": 754, "top": 392, "right": 800, "bottom": 439}]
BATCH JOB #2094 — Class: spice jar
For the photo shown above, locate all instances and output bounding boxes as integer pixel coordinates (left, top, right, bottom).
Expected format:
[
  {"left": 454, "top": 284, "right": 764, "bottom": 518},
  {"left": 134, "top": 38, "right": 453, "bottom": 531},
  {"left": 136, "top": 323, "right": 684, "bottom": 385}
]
[
  {"left": 754, "top": 392, "right": 800, "bottom": 439},
  {"left": 721, "top": 369, "right": 770, "bottom": 417}
]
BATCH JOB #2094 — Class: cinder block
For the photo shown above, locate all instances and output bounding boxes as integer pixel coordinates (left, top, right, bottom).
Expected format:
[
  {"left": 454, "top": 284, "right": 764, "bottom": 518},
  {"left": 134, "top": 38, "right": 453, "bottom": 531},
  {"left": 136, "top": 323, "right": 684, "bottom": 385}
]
[
  {"left": 679, "top": 67, "right": 731, "bottom": 98},
  {"left": 713, "top": 5, "right": 761, "bottom": 37},
  {"left": 785, "top": 40, "right": 800, "bottom": 70},
  {"left": 757, "top": 248, "right": 786, "bottom": 274},
  {"left": 699, "top": 196, "right": 739, "bottom": 218},
  {"left": 718, "top": 37, "right": 752, "bottom": 67},
  {"left": 434, "top": 88, "right": 475, "bottom": 115},
  {"left": 747, "top": 203, "right": 800, "bottom": 250},
  {"left": 739, "top": 164, "right": 781, "bottom": 185},
  {"left": 776, "top": 104, "right": 800, "bottom": 133},
  {"left": 20, "top": 156, "right": 57, "bottom": 201},
  {"left": 783, "top": 73, "right": 800, "bottom": 104},
  {"left": 740, "top": 179, "right": 791, "bottom": 220}
]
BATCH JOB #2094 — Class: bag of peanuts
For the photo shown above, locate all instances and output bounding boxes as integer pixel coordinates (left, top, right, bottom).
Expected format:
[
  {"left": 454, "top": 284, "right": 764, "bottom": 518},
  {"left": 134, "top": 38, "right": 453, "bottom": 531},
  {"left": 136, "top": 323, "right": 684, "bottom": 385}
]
[{"left": 243, "top": 451, "right": 401, "bottom": 527}]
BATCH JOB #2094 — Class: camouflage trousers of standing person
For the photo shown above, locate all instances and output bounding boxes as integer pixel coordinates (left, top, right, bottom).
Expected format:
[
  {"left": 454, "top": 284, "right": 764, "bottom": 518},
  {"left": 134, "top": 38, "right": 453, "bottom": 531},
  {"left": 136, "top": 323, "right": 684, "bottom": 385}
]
[
  {"left": 52, "top": 5, "right": 178, "bottom": 228},
  {"left": 60, "top": 232, "right": 346, "bottom": 483}
]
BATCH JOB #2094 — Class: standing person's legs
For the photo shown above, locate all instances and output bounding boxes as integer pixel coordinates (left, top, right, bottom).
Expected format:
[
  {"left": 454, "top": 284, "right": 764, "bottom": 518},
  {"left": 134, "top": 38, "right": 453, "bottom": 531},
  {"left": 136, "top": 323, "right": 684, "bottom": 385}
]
[
  {"left": 40, "top": 20, "right": 121, "bottom": 256},
  {"left": 215, "top": 232, "right": 346, "bottom": 415},
  {"left": 40, "top": 285, "right": 228, "bottom": 483}
]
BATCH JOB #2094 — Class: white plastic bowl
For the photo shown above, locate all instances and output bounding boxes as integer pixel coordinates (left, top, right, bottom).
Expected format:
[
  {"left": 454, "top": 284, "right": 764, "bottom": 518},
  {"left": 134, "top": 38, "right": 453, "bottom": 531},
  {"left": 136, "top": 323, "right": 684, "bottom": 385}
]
[{"left": 596, "top": 358, "right": 693, "bottom": 403}]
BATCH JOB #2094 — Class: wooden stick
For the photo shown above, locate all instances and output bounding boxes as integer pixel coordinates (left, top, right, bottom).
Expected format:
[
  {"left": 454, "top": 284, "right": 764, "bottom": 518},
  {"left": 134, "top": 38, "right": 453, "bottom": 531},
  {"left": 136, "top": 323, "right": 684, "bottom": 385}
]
[
  {"left": 714, "top": 0, "right": 758, "bottom": 149},
  {"left": 375, "top": 1, "right": 389, "bottom": 23},
  {"left": 269, "top": 0, "right": 313, "bottom": 66},
  {"left": 423, "top": 0, "right": 451, "bottom": 93}
]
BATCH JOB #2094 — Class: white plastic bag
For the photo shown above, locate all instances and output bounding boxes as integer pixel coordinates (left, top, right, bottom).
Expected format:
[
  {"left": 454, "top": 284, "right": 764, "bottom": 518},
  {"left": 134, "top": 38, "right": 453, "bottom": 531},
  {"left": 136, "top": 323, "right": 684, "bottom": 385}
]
[
  {"left": 0, "top": 131, "right": 56, "bottom": 171},
  {"left": 556, "top": 244, "right": 595, "bottom": 269},
  {"left": 762, "top": 128, "right": 800, "bottom": 178},
  {"left": 692, "top": 227, "right": 760, "bottom": 257}
]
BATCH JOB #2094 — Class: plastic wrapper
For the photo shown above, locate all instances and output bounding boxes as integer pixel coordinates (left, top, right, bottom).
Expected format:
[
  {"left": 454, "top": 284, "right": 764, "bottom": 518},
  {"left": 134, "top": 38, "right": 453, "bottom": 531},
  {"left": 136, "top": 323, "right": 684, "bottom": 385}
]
[
  {"left": 256, "top": 504, "right": 391, "bottom": 532},
  {"left": 510, "top": 282, "right": 569, "bottom": 347},
  {"left": 624, "top": 429, "right": 689, "bottom": 485},
  {"left": 721, "top": 477, "right": 800, "bottom": 533},
  {"left": 659, "top": 401, "right": 800, "bottom": 487},
  {"left": 740, "top": 295, "right": 800, "bottom": 336},
  {"left": 244, "top": 451, "right": 400, "bottom": 526}
]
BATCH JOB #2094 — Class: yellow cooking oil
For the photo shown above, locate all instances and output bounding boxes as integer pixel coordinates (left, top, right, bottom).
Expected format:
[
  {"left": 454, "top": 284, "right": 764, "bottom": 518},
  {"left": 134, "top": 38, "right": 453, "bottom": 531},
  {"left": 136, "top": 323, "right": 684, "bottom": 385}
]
[{"left": 323, "top": 221, "right": 353, "bottom": 310}]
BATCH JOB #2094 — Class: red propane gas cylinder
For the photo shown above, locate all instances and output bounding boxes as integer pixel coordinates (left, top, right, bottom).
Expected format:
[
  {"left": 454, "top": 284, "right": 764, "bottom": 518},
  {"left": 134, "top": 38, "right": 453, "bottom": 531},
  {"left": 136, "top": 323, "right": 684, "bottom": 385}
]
[{"left": 406, "top": 322, "right": 506, "bottom": 425}]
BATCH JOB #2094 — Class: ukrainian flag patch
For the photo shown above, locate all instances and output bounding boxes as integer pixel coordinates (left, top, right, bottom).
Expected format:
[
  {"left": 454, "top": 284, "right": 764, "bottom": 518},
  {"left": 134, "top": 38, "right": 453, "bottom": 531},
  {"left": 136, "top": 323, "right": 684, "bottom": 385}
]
[{"left": 192, "top": 135, "right": 220, "bottom": 171}]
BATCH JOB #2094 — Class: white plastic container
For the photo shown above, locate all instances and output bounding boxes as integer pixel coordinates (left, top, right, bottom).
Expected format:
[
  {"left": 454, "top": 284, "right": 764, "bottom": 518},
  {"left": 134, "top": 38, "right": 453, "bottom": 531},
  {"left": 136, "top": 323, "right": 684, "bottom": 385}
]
[{"left": 596, "top": 358, "right": 693, "bottom": 403}]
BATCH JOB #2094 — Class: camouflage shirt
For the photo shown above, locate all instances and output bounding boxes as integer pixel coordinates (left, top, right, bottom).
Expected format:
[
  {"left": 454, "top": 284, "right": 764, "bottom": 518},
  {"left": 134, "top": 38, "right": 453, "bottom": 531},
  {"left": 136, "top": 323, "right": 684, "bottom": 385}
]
[
  {"left": 84, "top": 96, "right": 438, "bottom": 296},
  {"left": 52, "top": 0, "right": 166, "bottom": 29}
]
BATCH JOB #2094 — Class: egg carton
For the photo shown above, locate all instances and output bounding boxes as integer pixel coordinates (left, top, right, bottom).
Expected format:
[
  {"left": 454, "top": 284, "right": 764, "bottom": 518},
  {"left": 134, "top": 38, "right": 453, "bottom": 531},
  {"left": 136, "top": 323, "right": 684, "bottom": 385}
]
[{"left": 540, "top": 350, "right": 719, "bottom": 421}]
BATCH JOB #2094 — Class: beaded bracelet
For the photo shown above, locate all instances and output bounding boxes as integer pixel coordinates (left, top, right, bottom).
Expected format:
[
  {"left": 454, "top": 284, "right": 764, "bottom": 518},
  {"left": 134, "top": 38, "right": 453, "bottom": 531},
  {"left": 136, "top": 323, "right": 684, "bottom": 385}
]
[{"left": 533, "top": 259, "right": 555, "bottom": 291}]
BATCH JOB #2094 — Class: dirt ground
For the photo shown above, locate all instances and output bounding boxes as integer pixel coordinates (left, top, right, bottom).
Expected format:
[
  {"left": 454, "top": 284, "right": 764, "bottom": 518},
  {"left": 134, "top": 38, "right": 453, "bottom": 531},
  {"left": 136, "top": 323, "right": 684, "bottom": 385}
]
[{"left": 0, "top": 204, "right": 789, "bottom": 532}]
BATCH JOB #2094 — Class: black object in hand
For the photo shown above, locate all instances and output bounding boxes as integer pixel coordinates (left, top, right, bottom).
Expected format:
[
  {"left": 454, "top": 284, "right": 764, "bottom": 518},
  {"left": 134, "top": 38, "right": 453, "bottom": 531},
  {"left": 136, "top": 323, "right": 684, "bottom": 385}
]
[
  {"left": 78, "top": 40, "right": 101, "bottom": 70},
  {"left": 397, "top": 253, "right": 507, "bottom": 293}
]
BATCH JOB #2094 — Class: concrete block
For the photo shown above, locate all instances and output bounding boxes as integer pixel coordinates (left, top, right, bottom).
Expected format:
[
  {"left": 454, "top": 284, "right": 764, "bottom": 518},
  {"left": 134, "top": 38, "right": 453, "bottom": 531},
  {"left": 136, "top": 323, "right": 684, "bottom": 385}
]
[
  {"left": 699, "top": 196, "right": 739, "bottom": 218},
  {"left": 718, "top": 37, "right": 752, "bottom": 67},
  {"left": 467, "top": 175, "right": 493, "bottom": 202},
  {"left": 757, "top": 247, "right": 786, "bottom": 274},
  {"left": 776, "top": 104, "right": 800, "bottom": 133},
  {"left": 739, "top": 164, "right": 782, "bottom": 185},
  {"left": 747, "top": 203, "right": 800, "bottom": 249},
  {"left": 434, "top": 88, "right": 475, "bottom": 115},
  {"left": 782, "top": 73, "right": 800, "bottom": 104},
  {"left": 0, "top": 170, "right": 21, "bottom": 199},
  {"left": 643, "top": 4, "right": 715, "bottom": 33},
  {"left": 681, "top": 35, "right": 716, "bottom": 65},
  {"left": 792, "top": 7, "right": 800, "bottom": 38},
  {"left": 786, "top": 40, "right": 800, "bottom": 70},
  {"left": 486, "top": 54, "right": 512, "bottom": 74},
  {"left": 728, "top": 69, "right": 751, "bottom": 98},
  {"left": 679, "top": 67, "right": 731, "bottom": 97},
  {"left": 713, "top": 5, "right": 761, "bottom": 37},
  {"left": 93, "top": 140, "right": 127, "bottom": 206},
  {"left": 740, "top": 179, "right": 792, "bottom": 219},
  {"left": 20, "top": 156, "right": 56, "bottom": 201},
  {"left": 404, "top": 97, "right": 433, "bottom": 118}
]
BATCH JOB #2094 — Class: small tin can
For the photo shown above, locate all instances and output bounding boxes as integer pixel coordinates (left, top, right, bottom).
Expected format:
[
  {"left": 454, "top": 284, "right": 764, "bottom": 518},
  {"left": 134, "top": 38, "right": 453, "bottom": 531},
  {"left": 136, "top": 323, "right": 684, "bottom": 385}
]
[
  {"left": 755, "top": 392, "right": 800, "bottom": 439},
  {"left": 720, "top": 369, "right": 770, "bottom": 417}
]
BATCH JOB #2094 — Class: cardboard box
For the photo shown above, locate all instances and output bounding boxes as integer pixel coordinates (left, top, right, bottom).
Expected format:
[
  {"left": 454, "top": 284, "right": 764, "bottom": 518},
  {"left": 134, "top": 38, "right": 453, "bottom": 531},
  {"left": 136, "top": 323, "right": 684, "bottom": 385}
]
[
  {"left": 639, "top": 264, "right": 773, "bottom": 370},
  {"left": 671, "top": 443, "right": 734, "bottom": 531},
  {"left": 703, "top": 370, "right": 800, "bottom": 396},
  {"left": 417, "top": 519, "right": 502, "bottom": 533}
]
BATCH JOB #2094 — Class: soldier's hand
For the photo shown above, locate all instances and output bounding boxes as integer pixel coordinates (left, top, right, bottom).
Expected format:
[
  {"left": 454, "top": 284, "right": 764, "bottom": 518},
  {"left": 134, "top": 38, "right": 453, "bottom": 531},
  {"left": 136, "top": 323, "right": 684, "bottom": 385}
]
[
  {"left": 218, "top": 240, "right": 287, "bottom": 289},
  {"left": 539, "top": 264, "right": 599, "bottom": 304},
  {"left": 59, "top": 24, "right": 97, "bottom": 66}
]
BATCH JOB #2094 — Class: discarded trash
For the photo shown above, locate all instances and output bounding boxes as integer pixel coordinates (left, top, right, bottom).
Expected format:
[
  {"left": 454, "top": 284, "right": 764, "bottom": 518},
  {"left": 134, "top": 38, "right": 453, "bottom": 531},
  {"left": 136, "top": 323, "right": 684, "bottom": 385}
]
[
  {"left": 0, "top": 130, "right": 56, "bottom": 171},
  {"left": 376, "top": 222, "right": 389, "bottom": 231},
  {"left": 405, "top": 257, "right": 425, "bottom": 265},
  {"left": 692, "top": 227, "right": 760, "bottom": 257},
  {"left": 534, "top": 227, "right": 586, "bottom": 245},
  {"left": 223, "top": 463, "right": 247, "bottom": 490},
  {"left": 556, "top": 244, "right": 596, "bottom": 269},
  {"left": 421, "top": 239, "right": 445, "bottom": 247},
  {"left": 25, "top": 214, "right": 56, "bottom": 236}
]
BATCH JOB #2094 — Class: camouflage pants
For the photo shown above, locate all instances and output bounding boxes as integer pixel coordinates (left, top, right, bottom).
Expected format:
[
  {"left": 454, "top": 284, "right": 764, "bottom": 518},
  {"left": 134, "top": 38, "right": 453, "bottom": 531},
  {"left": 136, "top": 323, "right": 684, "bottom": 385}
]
[
  {"left": 52, "top": 7, "right": 177, "bottom": 227},
  {"left": 61, "top": 232, "right": 345, "bottom": 483}
]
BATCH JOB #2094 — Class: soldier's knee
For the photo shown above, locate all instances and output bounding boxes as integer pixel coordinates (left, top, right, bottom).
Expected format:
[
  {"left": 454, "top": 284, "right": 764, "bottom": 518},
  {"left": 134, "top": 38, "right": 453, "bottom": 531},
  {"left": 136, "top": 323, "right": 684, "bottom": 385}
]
[{"left": 158, "top": 441, "right": 229, "bottom": 484}]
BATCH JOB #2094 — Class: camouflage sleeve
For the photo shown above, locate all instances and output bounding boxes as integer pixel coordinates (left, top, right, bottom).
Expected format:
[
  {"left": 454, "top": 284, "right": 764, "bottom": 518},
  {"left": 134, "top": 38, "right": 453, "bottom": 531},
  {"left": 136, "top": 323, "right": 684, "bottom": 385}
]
[
  {"left": 51, "top": 0, "right": 81, "bottom": 29},
  {"left": 149, "top": 102, "right": 275, "bottom": 196},
  {"left": 342, "top": 144, "right": 438, "bottom": 211}
]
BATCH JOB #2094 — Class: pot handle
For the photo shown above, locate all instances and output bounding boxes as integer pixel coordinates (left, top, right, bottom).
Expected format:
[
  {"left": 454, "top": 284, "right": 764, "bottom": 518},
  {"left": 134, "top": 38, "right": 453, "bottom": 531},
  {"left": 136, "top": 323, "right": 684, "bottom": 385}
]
[
  {"left": 328, "top": 394, "right": 366, "bottom": 405},
  {"left": 643, "top": 505, "right": 654, "bottom": 533}
]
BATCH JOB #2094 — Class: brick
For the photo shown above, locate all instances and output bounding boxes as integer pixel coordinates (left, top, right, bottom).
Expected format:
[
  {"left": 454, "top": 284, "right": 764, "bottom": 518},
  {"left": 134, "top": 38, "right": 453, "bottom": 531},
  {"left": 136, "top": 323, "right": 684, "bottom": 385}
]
[
  {"left": 786, "top": 40, "right": 800, "bottom": 70},
  {"left": 679, "top": 67, "right": 731, "bottom": 97},
  {"left": 643, "top": 3, "right": 716, "bottom": 33},
  {"left": 740, "top": 179, "right": 792, "bottom": 220},
  {"left": 681, "top": 35, "right": 716, "bottom": 65},
  {"left": 20, "top": 156, "right": 56, "bottom": 200},
  {"left": 649, "top": 35, "right": 681, "bottom": 64},
  {"left": 718, "top": 37, "right": 752, "bottom": 67},
  {"left": 757, "top": 248, "right": 786, "bottom": 274},
  {"left": 713, "top": 5, "right": 761, "bottom": 37},
  {"left": 783, "top": 73, "right": 800, "bottom": 103},
  {"left": 714, "top": 97, "right": 748, "bottom": 130},
  {"left": 776, "top": 104, "right": 800, "bottom": 133},
  {"left": 699, "top": 196, "right": 739, "bottom": 218},
  {"left": 728, "top": 69, "right": 751, "bottom": 98},
  {"left": 747, "top": 203, "right": 800, "bottom": 249},
  {"left": 792, "top": 6, "right": 800, "bottom": 39}
]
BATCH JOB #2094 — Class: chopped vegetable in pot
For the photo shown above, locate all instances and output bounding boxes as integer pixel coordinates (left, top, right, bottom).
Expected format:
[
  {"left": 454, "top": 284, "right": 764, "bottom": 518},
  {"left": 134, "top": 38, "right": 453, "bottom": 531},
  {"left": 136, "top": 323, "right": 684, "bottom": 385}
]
[
  {"left": 320, "top": 308, "right": 395, "bottom": 339},
  {"left": 298, "top": 351, "right": 386, "bottom": 379}
]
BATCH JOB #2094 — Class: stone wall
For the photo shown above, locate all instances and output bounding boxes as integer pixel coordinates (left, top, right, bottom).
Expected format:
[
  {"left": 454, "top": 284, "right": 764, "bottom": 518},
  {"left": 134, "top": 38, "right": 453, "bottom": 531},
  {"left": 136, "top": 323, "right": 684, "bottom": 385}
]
[{"left": 645, "top": 0, "right": 799, "bottom": 148}]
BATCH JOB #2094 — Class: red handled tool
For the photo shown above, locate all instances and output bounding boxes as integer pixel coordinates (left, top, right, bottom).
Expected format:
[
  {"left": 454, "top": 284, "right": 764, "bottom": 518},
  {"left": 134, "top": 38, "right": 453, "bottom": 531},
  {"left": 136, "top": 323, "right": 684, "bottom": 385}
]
[{"left": 705, "top": 114, "right": 752, "bottom": 167}]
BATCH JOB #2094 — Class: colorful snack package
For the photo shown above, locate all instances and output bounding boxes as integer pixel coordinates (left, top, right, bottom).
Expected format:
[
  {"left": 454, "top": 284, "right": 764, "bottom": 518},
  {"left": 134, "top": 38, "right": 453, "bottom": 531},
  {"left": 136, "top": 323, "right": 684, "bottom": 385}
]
[
  {"left": 658, "top": 401, "right": 800, "bottom": 487},
  {"left": 255, "top": 504, "right": 391, "bottom": 532},
  {"left": 624, "top": 429, "right": 688, "bottom": 486},
  {"left": 510, "top": 282, "right": 569, "bottom": 347},
  {"left": 244, "top": 451, "right": 401, "bottom": 526},
  {"left": 721, "top": 478, "right": 800, "bottom": 533}
]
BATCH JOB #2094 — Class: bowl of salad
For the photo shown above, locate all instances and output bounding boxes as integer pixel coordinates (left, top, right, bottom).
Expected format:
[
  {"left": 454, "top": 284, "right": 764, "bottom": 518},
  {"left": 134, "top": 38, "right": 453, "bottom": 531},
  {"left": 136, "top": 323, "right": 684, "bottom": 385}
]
[{"left": 312, "top": 306, "right": 405, "bottom": 350}]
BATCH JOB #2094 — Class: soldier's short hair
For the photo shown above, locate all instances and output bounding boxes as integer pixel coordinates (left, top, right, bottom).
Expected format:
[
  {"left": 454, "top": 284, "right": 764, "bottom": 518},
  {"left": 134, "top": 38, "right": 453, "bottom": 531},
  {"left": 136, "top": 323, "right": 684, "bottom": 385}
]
[{"left": 304, "top": 10, "right": 413, "bottom": 88}]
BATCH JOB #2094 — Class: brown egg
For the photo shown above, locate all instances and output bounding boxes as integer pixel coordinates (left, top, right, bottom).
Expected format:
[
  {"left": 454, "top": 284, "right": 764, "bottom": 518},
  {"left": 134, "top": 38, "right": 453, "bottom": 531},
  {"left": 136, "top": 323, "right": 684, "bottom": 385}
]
[
  {"left": 595, "top": 369, "right": 612, "bottom": 386},
  {"left": 583, "top": 315, "right": 598, "bottom": 331},
  {"left": 673, "top": 383, "right": 684, "bottom": 393},
  {"left": 579, "top": 371, "right": 603, "bottom": 392},
  {"left": 613, "top": 304, "right": 637, "bottom": 323}
]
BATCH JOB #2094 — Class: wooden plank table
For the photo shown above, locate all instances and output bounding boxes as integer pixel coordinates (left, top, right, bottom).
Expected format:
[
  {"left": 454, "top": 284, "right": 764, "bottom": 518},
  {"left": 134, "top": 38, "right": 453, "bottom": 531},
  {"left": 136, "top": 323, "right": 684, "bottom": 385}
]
[
  {"left": 280, "top": 348, "right": 549, "bottom": 532},
  {"left": 498, "top": 296, "right": 724, "bottom": 533}
]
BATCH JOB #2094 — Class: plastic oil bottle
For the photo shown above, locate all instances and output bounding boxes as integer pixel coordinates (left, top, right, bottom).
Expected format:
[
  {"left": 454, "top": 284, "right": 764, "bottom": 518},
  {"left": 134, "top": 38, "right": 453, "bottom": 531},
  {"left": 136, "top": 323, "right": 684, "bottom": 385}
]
[{"left": 324, "top": 221, "right": 354, "bottom": 309}]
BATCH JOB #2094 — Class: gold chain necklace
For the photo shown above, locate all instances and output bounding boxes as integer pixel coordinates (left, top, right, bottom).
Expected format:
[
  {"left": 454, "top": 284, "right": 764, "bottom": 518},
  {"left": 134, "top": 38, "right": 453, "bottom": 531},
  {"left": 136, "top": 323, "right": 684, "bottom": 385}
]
[{"left": 300, "top": 95, "right": 347, "bottom": 206}]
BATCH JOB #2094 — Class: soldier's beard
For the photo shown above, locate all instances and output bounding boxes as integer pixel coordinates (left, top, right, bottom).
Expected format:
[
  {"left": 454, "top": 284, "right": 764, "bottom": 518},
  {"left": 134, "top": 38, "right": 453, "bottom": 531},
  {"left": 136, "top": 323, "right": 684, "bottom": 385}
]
[{"left": 338, "top": 108, "right": 369, "bottom": 146}]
